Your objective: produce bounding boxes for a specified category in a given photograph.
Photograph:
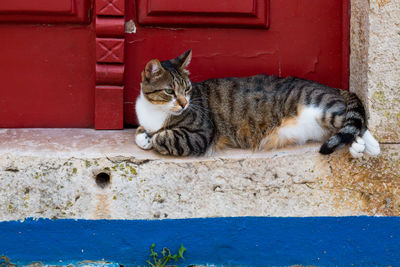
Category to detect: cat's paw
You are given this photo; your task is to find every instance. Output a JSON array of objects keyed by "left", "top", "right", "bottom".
[
  {"left": 349, "top": 136, "right": 365, "bottom": 158},
  {"left": 135, "top": 129, "right": 152, "bottom": 150},
  {"left": 362, "top": 130, "right": 380, "bottom": 156}
]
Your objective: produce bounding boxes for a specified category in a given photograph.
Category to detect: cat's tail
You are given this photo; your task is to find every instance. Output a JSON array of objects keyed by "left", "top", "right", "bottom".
[{"left": 319, "top": 91, "right": 367, "bottom": 154}]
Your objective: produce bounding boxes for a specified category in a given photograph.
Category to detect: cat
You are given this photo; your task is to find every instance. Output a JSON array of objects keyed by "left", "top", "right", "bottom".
[{"left": 135, "top": 50, "right": 380, "bottom": 158}]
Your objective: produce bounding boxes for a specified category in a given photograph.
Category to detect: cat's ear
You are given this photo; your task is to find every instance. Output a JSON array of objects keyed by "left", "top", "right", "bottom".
[
  {"left": 172, "top": 49, "right": 192, "bottom": 74},
  {"left": 143, "top": 59, "right": 163, "bottom": 81}
]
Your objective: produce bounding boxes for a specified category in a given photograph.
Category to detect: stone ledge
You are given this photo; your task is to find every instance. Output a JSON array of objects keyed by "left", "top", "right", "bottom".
[{"left": 0, "top": 129, "right": 399, "bottom": 221}]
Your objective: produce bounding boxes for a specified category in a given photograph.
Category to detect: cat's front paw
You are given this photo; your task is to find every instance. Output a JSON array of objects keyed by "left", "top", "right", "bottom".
[
  {"left": 349, "top": 136, "right": 365, "bottom": 158},
  {"left": 135, "top": 127, "right": 152, "bottom": 150}
]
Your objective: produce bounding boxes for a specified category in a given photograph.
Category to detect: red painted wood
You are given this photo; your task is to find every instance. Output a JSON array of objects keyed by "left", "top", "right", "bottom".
[
  {"left": 125, "top": 0, "right": 350, "bottom": 125},
  {"left": 96, "top": 17, "right": 125, "bottom": 37},
  {"left": 137, "top": 0, "right": 268, "bottom": 28},
  {"left": 95, "top": 86, "right": 124, "bottom": 129},
  {"left": 0, "top": 0, "right": 72, "bottom": 14},
  {"left": 96, "top": 64, "right": 124, "bottom": 84},
  {"left": 96, "top": 38, "right": 125, "bottom": 63},
  {"left": 0, "top": 24, "right": 95, "bottom": 128},
  {"left": 0, "top": 0, "right": 90, "bottom": 23},
  {"left": 96, "top": 0, "right": 125, "bottom": 16},
  {"left": 341, "top": 0, "right": 351, "bottom": 90},
  {"left": 148, "top": 0, "right": 256, "bottom": 15},
  {"left": 94, "top": 0, "right": 125, "bottom": 129}
]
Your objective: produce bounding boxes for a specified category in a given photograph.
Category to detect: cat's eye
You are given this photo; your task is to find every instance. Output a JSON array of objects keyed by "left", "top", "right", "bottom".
[{"left": 165, "top": 89, "right": 174, "bottom": 95}]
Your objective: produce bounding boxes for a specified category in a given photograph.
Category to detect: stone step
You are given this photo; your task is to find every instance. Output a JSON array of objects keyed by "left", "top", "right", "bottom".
[{"left": 0, "top": 128, "right": 399, "bottom": 221}]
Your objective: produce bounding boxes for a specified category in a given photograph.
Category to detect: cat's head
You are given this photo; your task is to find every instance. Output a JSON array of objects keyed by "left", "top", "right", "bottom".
[{"left": 140, "top": 49, "right": 192, "bottom": 115}]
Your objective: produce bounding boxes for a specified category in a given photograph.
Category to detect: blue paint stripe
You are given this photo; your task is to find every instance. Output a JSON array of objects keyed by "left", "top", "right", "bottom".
[{"left": 0, "top": 217, "right": 399, "bottom": 266}]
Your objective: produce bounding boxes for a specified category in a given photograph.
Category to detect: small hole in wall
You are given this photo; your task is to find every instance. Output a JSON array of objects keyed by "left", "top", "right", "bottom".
[{"left": 95, "top": 172, "right": 111, "bottom": 188}]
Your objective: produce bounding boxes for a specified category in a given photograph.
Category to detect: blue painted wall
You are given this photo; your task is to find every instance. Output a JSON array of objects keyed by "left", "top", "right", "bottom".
[{"left": 0, "top": 217, "right": 399, "bottom": 266}]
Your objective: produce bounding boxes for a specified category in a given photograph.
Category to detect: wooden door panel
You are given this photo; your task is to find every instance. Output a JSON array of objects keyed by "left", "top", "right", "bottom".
[
  {"left": 125, "top": 0, "right": 349, "bottom": 126},
  {"left": 96, "top": 0, "right": 125, "bottom": 16},
  {"left": 0, "top": 0, "right": 128, "bottom": 129},
  {"left": 0, "top": 0, "right": 90, "bottom": 23},
  {"left": 0, "top": 0, "right": 95, "bottom": 128},
  {"left": 0, "top": 25, "right": 95, "bottom": 128},
  {"left": 137, "top": 0, "right": 269, "bottom": 28},
  {"left": 148, "top": 0, "right": 256, "bottom": 15},
  {"left": 0, "top": 0, "right": 72, "bottom": 14}
]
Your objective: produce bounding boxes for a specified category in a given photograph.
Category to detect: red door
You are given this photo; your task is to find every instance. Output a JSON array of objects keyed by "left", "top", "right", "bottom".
[
  {"left": 0, "top": 0, "right": 95, "bottom": 128},
  {"left": 125, "top": 0, "right": 349, "bottom": 126},
  {"left": 0, "top": 0, "right": 349, "bottom": 128}
]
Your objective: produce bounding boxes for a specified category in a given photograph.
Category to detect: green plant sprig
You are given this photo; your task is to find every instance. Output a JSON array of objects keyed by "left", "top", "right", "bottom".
[{"left": 146, "top": 243, "right": 186, "bottom": 267}]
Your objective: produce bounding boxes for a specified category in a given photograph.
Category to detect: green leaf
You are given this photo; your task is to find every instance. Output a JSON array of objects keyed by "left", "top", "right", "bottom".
[
  {"left": 178, "top": 245, "right": 187, "bottom": 259},
  {"left": 150, "top": 243, "right": 157, "bottom": 257}
]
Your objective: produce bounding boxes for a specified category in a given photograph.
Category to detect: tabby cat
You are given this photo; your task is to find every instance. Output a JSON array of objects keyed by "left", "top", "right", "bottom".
[{"left": 135, "top": 50, "right": 380, "bottom": 158}]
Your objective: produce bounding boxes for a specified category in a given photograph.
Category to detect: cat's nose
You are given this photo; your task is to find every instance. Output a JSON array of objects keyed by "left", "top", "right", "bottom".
[{"left": 177, "top": 97, "right": 188, "bottom": 108}]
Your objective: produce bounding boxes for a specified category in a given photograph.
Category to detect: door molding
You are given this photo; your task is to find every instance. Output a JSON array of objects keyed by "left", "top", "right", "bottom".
[
  {"left": 0, "top": 0, "right": 91, "bottom": 23},
  {"left": 95, "top": 0, "right": 125, "bottom": 129},
  {"left": 137, "top": 0, "right": 269, "bottom": 28}
]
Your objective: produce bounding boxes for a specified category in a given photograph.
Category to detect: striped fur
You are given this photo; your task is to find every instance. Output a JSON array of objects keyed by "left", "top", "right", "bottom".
[
  {"left": 319, "top": 90, "right": 367, "bottom": 154},
  {"left": 135, "top": 50, "right": 377, "bottom": 157},
  {"left": 136, "top": 50, "right": 214, "bottom": 156}
]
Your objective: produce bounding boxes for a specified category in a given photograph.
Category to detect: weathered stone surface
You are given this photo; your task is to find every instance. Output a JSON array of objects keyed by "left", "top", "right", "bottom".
[
  {"left": 350, "top": 0, "right": 400, "bottom": 142},
  {"left": 350, "top": 0, "right": 370, "bottom": 109},
  {"left": 0, "top": 129, "right": 399, "bottom": 221}
]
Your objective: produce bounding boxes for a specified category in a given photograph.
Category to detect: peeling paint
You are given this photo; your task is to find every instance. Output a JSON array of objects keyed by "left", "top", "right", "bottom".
[
  {"left": 127, "top": 38, "right": 144, "bottom": 44},
  {"left": 304, "top": 55, "right": 320, "bottom": 75},
  {"left": 124, "top": 19, "right": 136, "bottom": 34}
]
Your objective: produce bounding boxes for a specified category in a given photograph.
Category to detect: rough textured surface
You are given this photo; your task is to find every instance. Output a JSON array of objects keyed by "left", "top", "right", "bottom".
[
  {"left": 350, "top": 0, "right": 400, "bottom": 142},
  {"left": 0, "top": 129, "right": 399, "bottom": 221},
  {"left": 350, "top": 0, "right": 370, "bottom": 108}
]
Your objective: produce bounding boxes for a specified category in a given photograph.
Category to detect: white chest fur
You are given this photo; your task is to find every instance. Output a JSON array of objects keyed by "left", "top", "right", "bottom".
[{"left": 135, "top": 93, "right": 169, "bottom": 133}]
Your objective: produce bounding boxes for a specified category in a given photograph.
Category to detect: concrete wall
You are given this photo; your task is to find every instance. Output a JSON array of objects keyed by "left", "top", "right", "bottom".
[{"left": 350, "top": 0, "right": 400, "bottom": 142}]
